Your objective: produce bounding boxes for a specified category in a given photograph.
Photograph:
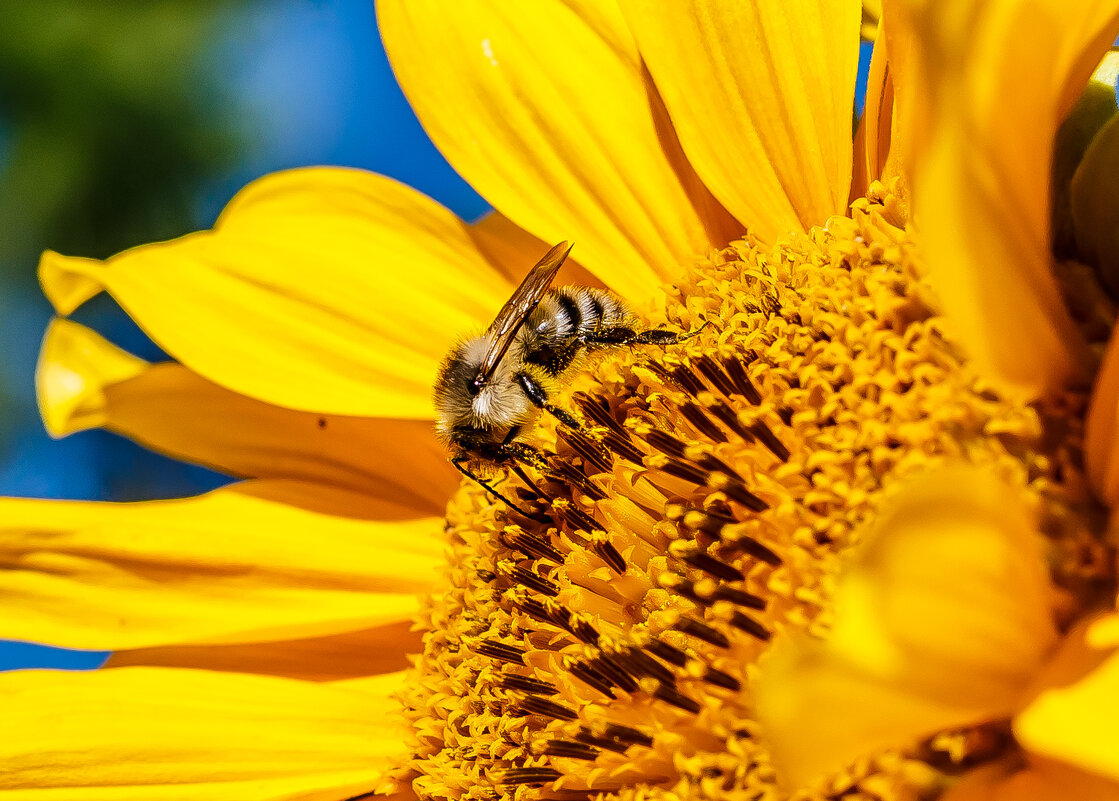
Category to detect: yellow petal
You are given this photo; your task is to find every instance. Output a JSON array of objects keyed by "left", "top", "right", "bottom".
[
  {"left": 1015, "top": 637, "right": 1119, "bottom": 782},
  {"left": 0, "top": 480, "right": 443, "bottom": 650},
  {"left": 38, "top": 318, "right": 457, "bottom": 515},
  {"left": 856, "top": 6, "right": 919, "bottom": 194},
  {"left": 620, "top": 0, "right": 860, "bottom": 240},
  {"left": 468, "top": 210, "right": 604, "bottom": 289},
  {"left": 0, "top": 666, "right": 405, "bottom": 800},
  {"left": 944, "top": 757, "right": 1119, "bottom": 801},
  {"left": 896, "top": 0, "right": 1119, "bottom": 399},
  {"left": 39, "top": 167, "right": 513, "bottom": 418},
  {"left": 379, "top": 0, "right": 716, "bottom": 301},
  {"left": 755, "top": 466, "right": 1058, "bottom": 787},
  {"left": 106, "top": 622, "right": 420, "bottom": 682}
]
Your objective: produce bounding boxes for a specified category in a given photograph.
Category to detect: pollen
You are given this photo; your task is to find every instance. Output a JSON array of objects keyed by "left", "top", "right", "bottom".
[{"left": 398, "top": 181, "right": 1104, "bottom": 801}]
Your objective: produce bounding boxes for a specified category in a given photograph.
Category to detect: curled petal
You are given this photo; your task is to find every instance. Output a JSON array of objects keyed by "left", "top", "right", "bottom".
[
  {"left": 38, "top": 319, "right": 457, "bottom": 515},
  {"left": 895, "top": 0, "right": 1119, "bottom": 398},
  {"left": 1014, "top": 618, "right": 1119, "bottom": 783},
  {"left": 756, "top": 466, "right": 1058, "bottom": 787},
  {"left": 40, "top": 167, "right": 513, "bottom": 418}
]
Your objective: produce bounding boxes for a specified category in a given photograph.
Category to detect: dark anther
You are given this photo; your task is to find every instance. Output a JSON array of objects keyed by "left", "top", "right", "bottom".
[
  {"left": 498, "top": 767, "right": 562, "bottom": 786},
  {"left": 569, "top": 615, "right": 601, "bottom": 647},
  {"left": 515, "top": 695, "right": 579, "bottom": 721},
  {"left": 603, "top": 723, "right": 655, "bottom": 748},
  {"left": 691, "top": 451, "right": 742, "bottom": 482},
  {"left": 683, "top": 551, "right": 745, "bottom": 582},
  {"left": 653, "top": 683, "right": 702, "bottom": 714},
  {"left": 703, "top": 400, "right": 755, "bottom": 441},
  {"left": 720, "top": 480, "right": 770, "bottom": 513},
  {"left": 748, "top": 420, "right": 790, "bottom": 462},
  {"left": 679, "top": 402, "right": 728, "bottom": 444},
  {"left": 567, "top": 660, "right": 617, "bottom": 698},
  {"left": 642, "top": 428, "right": 689, "bottom": 458},
  {"left": 720, "top": 356, "right": 762, "bottom": 404},
  {"left": 729, "top": 610, "right": 772, "bottom": 641},
  {"left": 513, "top": 596, "right": 567, "bottom": 633},
  {"left": 670, "top": 365, "right": 707, "bottom": 396},
  {"left": 602, "top": 432, "right": 647, "bottom": 465},
  {"left": 545, "top": 458, "right": 607, "bottom": 501},
  {"left": 645, "top": 639, "right": 689, "bottom": 667},
  {"left": 679, "top": 507, "right": 736, "bottom": 535},
  {"left": 657, "top": 457, "right": 710, "bottom": 485},
  {"left": 576, "top": 395, "right": 645, "bottom": 464},
  {"left": 693, "top": 354, "right": 739, "bottom": 397},
  {"left": 592, "top": 538, "right": 627, "bottom": 575},
  {"left": 476, "top": 568, "right": 497, "bottom": 583},
  {"left": 541, "top": 740, "right": 601, "bottom": 761},
  {"left": 711, "top": 585, "right": 766, "bottom": 610},
  {"left": 554, "top": 500, "right": 601, "bottom": 535},
  {"left": 560, "top": 429, "right": 613, "bottom": 473},
  {"left": 502, "top": 528, "right": 564, "bottom": 563},
  {"left": 475, "top": 640, "right": 527, "bottom": 665},
  {"left": 506, "top": 564, "right": 560, "bottom": 597},
  {"left": 499, "top": 673, "right": 559, "bottom": 696},
  {"left": 573, "top": 393, "right": 620, "bottom": 433},
  {"left": 619, "top": 647, "right": 675, "bottom": 685},
  {"left": 574, "top": 729, "right": 630, "bottom": 754},
  {"left": 701, "top": 666, "right": 742, "bottom": 691},
  {"left": 660, "top": 574, "right": 707, "bottom": 605},
  {"left": 674, "top": 616, "right": 731, "bottom": 648},
  {"left": 589, "top": 654, "right": 640, "bottom": 693},
  {"left": 722, "top": 534, "right": 782, "bottom": 567}
]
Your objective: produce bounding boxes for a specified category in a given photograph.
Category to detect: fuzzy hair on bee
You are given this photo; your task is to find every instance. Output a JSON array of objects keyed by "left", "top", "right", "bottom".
[{"left": 433, "top": 241, "right": 701, "bottom": 513}]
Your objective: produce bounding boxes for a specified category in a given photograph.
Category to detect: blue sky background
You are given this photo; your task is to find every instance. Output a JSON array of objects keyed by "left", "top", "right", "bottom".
[{"left": 0, "top": 1, "right": 873, "bottom": 671}]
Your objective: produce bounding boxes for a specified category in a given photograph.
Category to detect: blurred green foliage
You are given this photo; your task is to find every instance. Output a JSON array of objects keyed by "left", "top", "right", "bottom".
[
  {"left": 0, "top": 0, "right": 245, "bottom": 274},
  {"left": 0, "top": 0, "right": 248, "bottom": 451}
]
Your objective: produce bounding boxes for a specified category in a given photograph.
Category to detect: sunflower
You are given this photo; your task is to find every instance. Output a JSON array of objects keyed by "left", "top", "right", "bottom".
[{"left": 4, "top": 1, "right": 1119, "bottom": 801}]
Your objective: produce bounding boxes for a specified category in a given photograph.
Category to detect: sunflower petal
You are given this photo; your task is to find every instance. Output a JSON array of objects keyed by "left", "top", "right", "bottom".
[
  {"left": 620, "top": 0, "right": 860, "bottom": 241},
  {"left": 1015, "top": 629, "right": 1119, "bottom": 782},
  {"left": 0, "top": 666, "right": 405, "bottom": 800},
  {"left": 755, "top": 466, "right": 1058, "bottom": 787},
  {"left": 106, "top": 622, "right": 420, "bottom": 682},
  {"left": 0, "top": 480, "right": 443, "bottom": 650},
  {"left": 468, "top": 210, "right": 604, "bottom": 289},
  {"left": 895, "top": 0, "right": 1119, "bottom": 398},
  {"left": 943, "top": 757, "right": 1119, "bottom": 801},
  {"left": 379, "top": 0, "right": 716, "bottom": 300},
  {"left": 38, "top": 319, "right": 457, "bottom": 515},
  {"left": 39, "top": 167, "right": 512, "bottom": 418}
]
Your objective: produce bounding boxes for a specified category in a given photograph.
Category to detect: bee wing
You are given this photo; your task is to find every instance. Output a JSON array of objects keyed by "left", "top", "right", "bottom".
[{"left": 475, "top": 240, "right": 573, "bottom": 385}]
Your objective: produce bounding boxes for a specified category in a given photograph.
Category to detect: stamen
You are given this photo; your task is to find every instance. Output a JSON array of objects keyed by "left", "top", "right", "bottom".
[
  {"left": 673, "top": 616, "right": 730, "bottom": 648},
  {"left": 406, "top": 185, "right": 1085, "bottom": 801},
  {"left": 499, "top": 674, "right": 560, "bottom": 696},
  {"left": 514, "top": 695, "right": 579, "bottom": 721}
]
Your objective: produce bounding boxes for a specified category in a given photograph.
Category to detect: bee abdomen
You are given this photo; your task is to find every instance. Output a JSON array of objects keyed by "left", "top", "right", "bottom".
[{"left": 557, "top": 287, "right": 633, "bottom": 340}]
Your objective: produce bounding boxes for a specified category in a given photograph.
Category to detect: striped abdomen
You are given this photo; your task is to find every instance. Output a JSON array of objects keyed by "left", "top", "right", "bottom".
[{"left": 516, "top": 286, "right": 637, "bottom": 377}]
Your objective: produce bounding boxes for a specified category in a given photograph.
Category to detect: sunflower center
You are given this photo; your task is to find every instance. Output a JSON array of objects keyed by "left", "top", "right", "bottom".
[{"left": 400, "top": 181, "right": 1100, "bottom": 800}]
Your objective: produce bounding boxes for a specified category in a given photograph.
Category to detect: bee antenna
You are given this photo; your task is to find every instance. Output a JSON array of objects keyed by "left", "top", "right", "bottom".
[{"left": 451, "top": 458, "right": 550, "bottom": 523}]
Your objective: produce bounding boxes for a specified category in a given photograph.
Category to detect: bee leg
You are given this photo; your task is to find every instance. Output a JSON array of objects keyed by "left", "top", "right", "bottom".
[
  {"left": 514, "top": 371, "right": 583, "bottom": 431},
  {"left": 590, "top": 319, "right": 712, "bottom": 347},
  {"left": 451, "top": 457, "right": 548, "bottom": 522}
]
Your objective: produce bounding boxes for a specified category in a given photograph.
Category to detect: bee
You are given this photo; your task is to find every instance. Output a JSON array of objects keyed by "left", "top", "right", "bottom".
[{"left": 433, "top": 241, "right": 701, "bottom": 514}]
